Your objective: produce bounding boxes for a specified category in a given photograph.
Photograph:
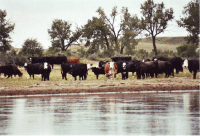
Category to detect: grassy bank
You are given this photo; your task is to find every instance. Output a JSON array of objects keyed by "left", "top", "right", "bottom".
[{"left": 0, "top": 62, "right": 198, "bottom": 87}]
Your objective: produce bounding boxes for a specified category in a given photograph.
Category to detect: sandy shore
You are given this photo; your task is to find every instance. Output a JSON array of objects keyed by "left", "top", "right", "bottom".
[{"left": 0, "top": 77, "right": 199, "bottom": 96}]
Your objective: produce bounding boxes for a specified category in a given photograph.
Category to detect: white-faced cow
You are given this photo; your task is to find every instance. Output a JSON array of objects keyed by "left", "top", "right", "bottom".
[
  {"left": 183, "top": 59, "right": 199, "bottom": 79},
  {"left": 104, "top": 62, "right": 118, "bottom": 79},
  {"left": 24, "top": 62, "right": 51, "bottom": 81}
]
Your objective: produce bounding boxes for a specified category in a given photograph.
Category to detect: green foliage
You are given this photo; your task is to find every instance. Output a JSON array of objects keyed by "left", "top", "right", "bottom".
[
  {"left": 82, "top": 6, "right": 140, "bottom": 55},
  {"left": 0, "top": 52, "right": 27, "bottom": 66},
  {"left": 135, "top": 49, "right": 149, "bottom": 59},
  {"left": 19, "top": 38, "right": 43, "bottom": 57},
  {"left": 177, "top": 0, "right": 199, "bottom": 46},
  {"left": 0, "top": 10, "right": 15, "bottom": 52},
  {"left": 140, "top": 0, "right": 174, "bottom": 55},
  {"left": 77, "top": 47, "right": 86, "bottom": 58},
  {"left": 176, "top": 43, "right": 198, "bottom": 58},
  {"left": 48, "top": 19, "right": 82, "bottom": 51}
]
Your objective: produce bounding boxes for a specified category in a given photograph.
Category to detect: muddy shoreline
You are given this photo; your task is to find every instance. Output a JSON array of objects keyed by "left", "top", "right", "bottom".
[{"left": 0, "top": 77, "right": 199, "bottom": 96}]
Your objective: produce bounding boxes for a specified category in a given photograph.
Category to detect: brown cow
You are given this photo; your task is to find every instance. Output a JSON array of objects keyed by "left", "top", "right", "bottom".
[
  {"left": 104, "top": 62, "right": 118, "bottom": 79},
  {"left": 67, "top": 58, "right": 80, "bottom": 63}
]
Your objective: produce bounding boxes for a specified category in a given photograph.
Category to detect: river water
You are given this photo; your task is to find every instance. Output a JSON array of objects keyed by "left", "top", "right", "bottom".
[{"left": 0, "top": 91, "right": 199, "bottom": 135}]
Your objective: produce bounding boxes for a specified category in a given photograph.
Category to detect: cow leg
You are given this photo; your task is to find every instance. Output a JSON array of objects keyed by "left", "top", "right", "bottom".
[
  {"left": 52, "top": 64, "right": 54, "bottom": 69},
  {"left": 32, "top": 74, "right": 34, "bottom": 79},
  {"left": 126, "top": 72, "right": 128, "bottom": 79},
  {"left": 193, "top": 71, "right": 197, "bottom": 79},
  {"left": 96, "top": 74, "right": 98, "bottom": 79}
]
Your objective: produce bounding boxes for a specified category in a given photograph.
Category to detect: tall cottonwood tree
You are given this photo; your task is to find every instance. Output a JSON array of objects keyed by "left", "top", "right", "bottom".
[
  {"left": 0, "top": 10, "right": 15, "bottom": 52},
  {"left": 140, "top": 0, "right": 174, "bottom": 56},
  {"left": 48, "top": 19, "right": 82, "bottom": 51},
  {"left": 82, "top": 6, "right": 140, "bottom": 55},
  {"left": 177, "top": 0, "right": 199, "bottom": 47}
]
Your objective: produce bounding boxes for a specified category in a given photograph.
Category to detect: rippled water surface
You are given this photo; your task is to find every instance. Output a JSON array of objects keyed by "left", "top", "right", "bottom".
[{"left": 0, "top": 91, "right": 199, "bottom": 135}]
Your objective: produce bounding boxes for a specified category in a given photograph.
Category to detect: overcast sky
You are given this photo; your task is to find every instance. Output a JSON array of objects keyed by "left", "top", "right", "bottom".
[{"left": 1, "top": 0, "right": 191, "bottom": 49}]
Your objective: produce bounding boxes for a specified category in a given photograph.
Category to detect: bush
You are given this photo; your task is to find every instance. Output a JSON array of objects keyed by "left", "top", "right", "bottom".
[{"left": 176, "top": 43, "right": 198, "bottom": 59}]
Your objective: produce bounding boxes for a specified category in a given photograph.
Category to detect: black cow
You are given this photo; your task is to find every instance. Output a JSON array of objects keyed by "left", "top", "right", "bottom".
[
  {"left": 155, "top": 57, "right": 183, "bottom": 76},
  {"left": 61, "top": 63, "right": 88, "bottom": 80},
  {"left": 29, "top": 57, "right": 45, "bottom": 63},
  {"left": 24, "top": 62, "right": 51, "bottom": 81},
  {"left": 91, "top": 67, "right": 105, "bottom": 79},
  {"left": 134, "top": 60, "right": 158, "bottom": 79},
  {"left": 69, "top": 63, "right": 88, "bottom": 80},
  {"left": 45, "top": 56, "right": 67, "bottom": 69},
  {"left": 157, "top": 61, "right": 173, "bottom": 78},
  {"left": 61, "top": 63, "right": 71, "bottom": 80},
  {"left": 183, "top": 59, "right": 199, "bottom": 79},
  {"left": 29, "top": 56, "right": 67, "bottom": 69},
  {"left": 115, "top": 61, "right": 129, "bottom": 80},
  {"left": 0, "top": 65, "right": 23, "bottom": 78},
  {"left": 111, "top": 56, "right": 132, "bottom": 62}
]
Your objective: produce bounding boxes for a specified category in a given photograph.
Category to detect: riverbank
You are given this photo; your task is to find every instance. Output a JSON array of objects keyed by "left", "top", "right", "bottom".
[{"left": 0, "top": 77, "right": 199, "bottom": 96}]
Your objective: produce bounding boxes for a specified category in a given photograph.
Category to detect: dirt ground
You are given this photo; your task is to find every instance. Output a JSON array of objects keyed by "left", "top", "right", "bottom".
[{"left": 0, "top": 77, "right": 199, "bottom": 96}]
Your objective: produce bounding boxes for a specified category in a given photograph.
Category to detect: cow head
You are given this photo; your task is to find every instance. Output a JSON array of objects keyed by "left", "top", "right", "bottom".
[
  {"left": 122, "top": 62, "right": 127, "bottom": 70},
  {"left": 44, "top": 62, "right": 48, "bottom": 69},
  {"left": 183, "top": 59, "right": 188, "bottom": 69},
  {"left": 24, "top": 63, "right": 28, "bottom": 70},
  {"left": 87, "top": 64, "right": 93, "bottom": 70},
  {"left": 29, "top": 58, "right": 32, "bottom": 63}
]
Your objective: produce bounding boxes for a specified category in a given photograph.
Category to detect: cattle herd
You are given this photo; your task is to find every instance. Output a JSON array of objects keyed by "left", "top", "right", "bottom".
[{"left": 0, "top": 56, "right": 199, "bottom": 81}]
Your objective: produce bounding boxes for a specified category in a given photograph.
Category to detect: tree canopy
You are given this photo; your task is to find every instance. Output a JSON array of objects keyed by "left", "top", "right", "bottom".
[
  {"left": 0, "top": 10, "right": 15, "bottom": 52},
  {"left": 48, "top": 19, "right": 82, "bottom": 51},
  {"left": 140, "top": 0, "right": 174, "bottom": 56},
  {"left": 177, "top": 0, "right": 199, "bottom": 46},
  {"left": 19, "top": 38, "right": 43, "bottom": 57},
  {"left": 82, "top": 6, "right": 140, "bottom": 55}
]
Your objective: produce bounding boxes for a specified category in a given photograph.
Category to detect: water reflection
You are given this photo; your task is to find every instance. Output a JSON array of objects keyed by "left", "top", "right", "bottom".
[{"left": 0, "top": 92, "right": 199, "bottom": 135}]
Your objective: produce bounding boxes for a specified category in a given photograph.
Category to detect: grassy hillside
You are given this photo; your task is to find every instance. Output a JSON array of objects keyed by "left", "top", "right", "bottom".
[
  {"left": 135, "top": 37, "right": 186, "bottom": 52},
  {"left": 14, "top": 37, "right": 186, "bottom": 54}
]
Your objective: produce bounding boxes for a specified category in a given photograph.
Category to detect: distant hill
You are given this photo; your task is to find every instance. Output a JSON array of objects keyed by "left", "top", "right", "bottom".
[
  {"left": 12, "top": 37, "right": 187, "bottom": 54},
  {"left": 139, "top": 37, "right": 186, "bottom": 45},
  {"left": 136, "top": 37, "right": 187, "bottom": 52}
]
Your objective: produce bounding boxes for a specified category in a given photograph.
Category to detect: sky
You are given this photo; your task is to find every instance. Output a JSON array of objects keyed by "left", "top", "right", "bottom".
[{"left": 1, "top": 0, "right": 192, "bottom": 49}]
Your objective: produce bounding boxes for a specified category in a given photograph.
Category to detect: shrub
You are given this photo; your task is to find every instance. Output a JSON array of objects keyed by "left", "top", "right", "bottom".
[{"left": 176, "top": 43, "right": 198, "bottom": 59}]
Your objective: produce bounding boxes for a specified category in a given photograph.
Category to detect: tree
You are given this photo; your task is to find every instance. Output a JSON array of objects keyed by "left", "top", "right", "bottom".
[
  {"left": 82, "top": 17, "right": 110, "bottom": 51},
  {"left": 20, "top": 38, "right": 43, "bottom": 57},
  {"left": 48, "top": 19, "right": 82, "bottom": 51},
  {"left": 177, "top": 0, "right": 199, "bottom": 47},
  {"left": 140, "top": 0, "right": 174, "bottom": 56},
  {"left": 0, "top": 10, "right": 15, "bottom": 52},
  {"left": 82, "top": 6, "right": 140, "bottom": 55}
]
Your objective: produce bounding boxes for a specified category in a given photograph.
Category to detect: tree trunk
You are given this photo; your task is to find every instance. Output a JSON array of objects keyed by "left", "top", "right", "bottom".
[
  {"left": 152, "top": 36, "right": 158, "bottom": 56},
  {"left": 120, "top": 46, "right": 124, "bottom": 54},
  {"left": 61, "top": 39, "right": 65, "bottom": 51},
  {"left": 105, "top": 36, "right": 109, "bottom": 49}
]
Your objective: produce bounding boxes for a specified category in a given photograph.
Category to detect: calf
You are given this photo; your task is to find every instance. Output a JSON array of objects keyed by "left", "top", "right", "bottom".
[
  {"left": 24, "top": 62, "right": 51, "bottom": 81},
  {"left": 0, "top": 65, "right": 23, "bottom": 78},
  {"left": 91, "top": 67, "right": 105, "bottom": 79}
]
